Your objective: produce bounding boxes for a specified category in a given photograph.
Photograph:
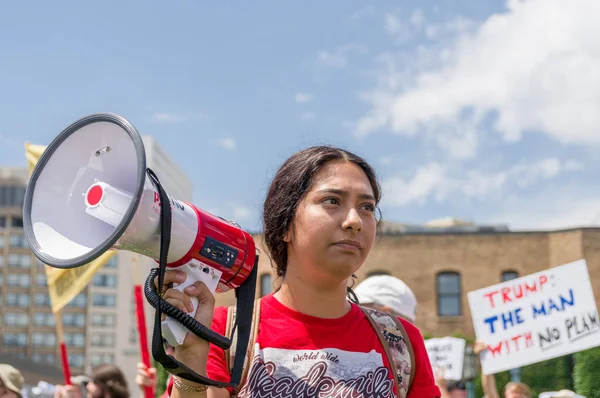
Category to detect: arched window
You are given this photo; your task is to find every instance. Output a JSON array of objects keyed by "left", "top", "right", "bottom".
[
  {"left": 436, "top": 271, "right": 462, "bottom": 316},
  {"left": 260, "top": 274, "right": 273, "bottom": 297},
  {"left": 502, "top": 270, "right": 519, "bottom": 282}
]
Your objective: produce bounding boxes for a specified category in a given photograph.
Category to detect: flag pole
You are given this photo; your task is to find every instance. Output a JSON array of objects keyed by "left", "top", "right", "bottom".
[
  {"left": 132, "top": 254, "right": 155, "bottom": 398},
  {"left": 55, "top": 310, "right": 72, "bottom": 385}
]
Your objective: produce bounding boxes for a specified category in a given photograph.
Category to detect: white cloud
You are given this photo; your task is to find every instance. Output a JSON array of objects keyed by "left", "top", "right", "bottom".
[
  {"left": 382, "top": 157, "right": 581, "bottom": 207},
  {"left": 317, "top": 43, "right": 368, "bottom": 69},
  {"left": 153, "top": 112, "right": 204, "bottom": 123},
  {"left": 356, "top": 0, "right": 600, "bottom": 156},
  {"left": 484, "top": 192, "right": 600, "bottom": 230},
  {"left": 295, "top": 93, "right": 312, "bottom": 103},
  {"left": 216, "top": 138, "right": 236, "bottom": 150},
  {"left": 383, "top": 163, "right": 446, "bottom": 206}
]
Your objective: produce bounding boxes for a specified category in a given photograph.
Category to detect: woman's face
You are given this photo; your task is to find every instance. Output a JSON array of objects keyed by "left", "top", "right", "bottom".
[
  {"left": 285, "top": 160, "right": 377, "bottom": 284},
  {"left": 85, "top": 382, "right": 104, "bottom": 398}
]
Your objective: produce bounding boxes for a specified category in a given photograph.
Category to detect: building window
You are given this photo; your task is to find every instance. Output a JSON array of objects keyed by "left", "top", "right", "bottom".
[
  {"left": 7, "top": 274, "right": 31, "bottom": 288},
  {"left": 260, "top": 274, "right": 272, "bottom": 297},
  {"left": 437, "top": 271, "right": 462, "bottom": 316},
  {"left": 3, "top": 333, "right": 28, "bottom": 346},
  {"left": 6, "top": 293, "right": 30, "bottom": 307},
  {"left": 69, "top": 354, "right": 85, "bottom": 368},
  {"left": 34, "top": 293, "right": 51, "bottom": 307},
  {"left": 0, "top": 186, "right": 26, "bottom": 208},
  {"left": 0, "top": 235, "right": 4, "bottom": 248},
  {"left": 9, "top": 234, "right": 28, "bottom": 248},
  {"left": 502, "top": 271, "right": 519, "bottom": 282},
  {"left": 66, "top": 293, "right": 87, "bottom": 308},
  {"left": 64, "top": 333, "right": 85, "bottom": 347},
  {"left": 11, "top": 216, "right": 24, "bottom": 228},
  {"left": 34, "top": 312, "right": 56, "bottom": 327},
  {"left": 90, "top": 353, "right": 114, "bottom": 366},
  {"left": 104, "top": 257, "right": 118, "bottom": 268},
  {"left": 91, "top": 334, "right": 115, "bottom": 347},
  {"left": 93, "top": 274, "right": 117, "bottom": 288},
  {"left": 7, "top": 254, "right": 31, "bottom": 268},
  {"left": 93, "top": 294, "right": 116, "bottom": 307},
  {"left": 32, "top": 332, "right": 57, "bottom": 347},
  {"left": 32, "top": 352, "right": 56, "bottom": 365},
  {"left": 91, "top": 313, "right": 115, "bottom": 327},
  {"left": 0, "top": 216, "right": 6, "bottom": 228},
  {"left": 36, "top": 273, "right": 48, "bottom": 287},
  {"left": 63, "top": 313, "right": 86, "bottom": 327},
  {"left": 4, "top": 313, "right": 29, "bottom": 327}
]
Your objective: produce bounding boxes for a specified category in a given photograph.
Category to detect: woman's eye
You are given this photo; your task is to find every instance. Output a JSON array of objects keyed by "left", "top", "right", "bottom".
[
  {"left": 361, "top": 203, "right": 376, "bottom": 212},
  {"left": 322, "top": 197, "right": 339, "bottom": 205}
]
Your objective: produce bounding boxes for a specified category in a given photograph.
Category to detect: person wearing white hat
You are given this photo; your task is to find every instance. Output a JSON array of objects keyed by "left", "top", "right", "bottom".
[
  {"left": 354, "top": 274, "right": 417, "bottom": 323},
  {"left": 0, "top": 364, "right": 24, "bottom": 398}
]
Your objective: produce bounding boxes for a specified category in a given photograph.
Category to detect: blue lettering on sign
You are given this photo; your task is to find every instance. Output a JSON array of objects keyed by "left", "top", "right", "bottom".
[{"left": 532, "top": 289, "right": 575, "bottom": 319}]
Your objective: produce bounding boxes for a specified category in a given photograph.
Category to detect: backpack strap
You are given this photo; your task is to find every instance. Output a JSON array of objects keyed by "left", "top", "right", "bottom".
[
  {"left": 225, "top": 298, "right": 262, "bottom": 396},
  {"left": 359, "top": 306, "right": 415, "bottom": 398},
  {"left": 387, "top": 314, "right": 416, "bottom": 387}
]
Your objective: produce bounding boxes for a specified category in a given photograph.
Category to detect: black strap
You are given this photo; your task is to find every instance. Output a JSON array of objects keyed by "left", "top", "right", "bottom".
[{"left": 145, "top": 167, "right": 257, "bottom": 388}]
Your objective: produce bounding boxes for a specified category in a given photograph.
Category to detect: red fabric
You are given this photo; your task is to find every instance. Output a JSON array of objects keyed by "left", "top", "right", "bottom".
[{"left": 167, "top": 294, "right": 440, "bottom": 397}]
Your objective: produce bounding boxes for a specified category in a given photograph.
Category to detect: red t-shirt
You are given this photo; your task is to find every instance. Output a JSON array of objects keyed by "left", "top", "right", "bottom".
[{"left": 168, "top": 294, "right": 440, "bottom": 397}]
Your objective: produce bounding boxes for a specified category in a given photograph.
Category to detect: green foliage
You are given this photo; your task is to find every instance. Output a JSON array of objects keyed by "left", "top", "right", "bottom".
[
  {"left": 154, "top": 358, "right": 169, "bottom": 398},
  {"left": 574, "top": 346, "right": 600, "bottom": 398},
  {"left": 471, "top": 354, "right": 581, "bottom": 397}
]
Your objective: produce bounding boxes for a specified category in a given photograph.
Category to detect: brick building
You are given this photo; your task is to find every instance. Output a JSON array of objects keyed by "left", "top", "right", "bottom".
[{"left": 215, "top": 226, "right": 600, "bottom": 338}]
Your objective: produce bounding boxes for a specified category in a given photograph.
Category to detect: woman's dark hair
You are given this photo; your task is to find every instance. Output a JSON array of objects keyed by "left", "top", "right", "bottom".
[
  {"left": 263, "top": 145, "right": 382, "bottom": 280},
  {"left": 90, "top": 364, "right": 130, "bottom": 398}
]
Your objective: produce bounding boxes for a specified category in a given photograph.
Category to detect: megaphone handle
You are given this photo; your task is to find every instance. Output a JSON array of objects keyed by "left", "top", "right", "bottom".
[{"left": 161, "top": 262, "right": 221, "bottom": 347}]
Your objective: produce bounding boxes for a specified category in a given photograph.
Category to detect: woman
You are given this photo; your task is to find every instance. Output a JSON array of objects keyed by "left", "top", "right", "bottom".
[
  {"left": 158, "top": 146, "right": 441, "bottom": 397},
  {"left": 86, "top": 365, "right": 130, "bottom": 398}
]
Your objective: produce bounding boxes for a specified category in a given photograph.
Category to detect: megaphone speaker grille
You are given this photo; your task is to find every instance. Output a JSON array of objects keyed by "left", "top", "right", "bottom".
[{"left": 23, "top": 113, "right": 147, "bottom": 269}]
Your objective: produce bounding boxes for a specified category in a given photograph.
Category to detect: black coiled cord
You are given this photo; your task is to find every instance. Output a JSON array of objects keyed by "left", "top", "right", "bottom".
[{"left": 144, "top": 268, "right": 232, "bottom": 350}]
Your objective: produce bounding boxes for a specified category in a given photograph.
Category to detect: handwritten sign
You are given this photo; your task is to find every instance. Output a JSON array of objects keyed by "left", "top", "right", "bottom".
[
  {"left": 468, "top": 259, "right": 600, "bottom": 375},
  {"left": 425, "top": 337, "right": 466, "bottom": 381}
]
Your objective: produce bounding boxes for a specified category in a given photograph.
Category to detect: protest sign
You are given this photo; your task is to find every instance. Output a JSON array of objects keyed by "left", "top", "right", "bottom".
[
  {"left": 425, "top": 337, "right": 466, "bottom": 381},
  {"left": 468, "top": 259, "right": 600, "bottom": 375}
]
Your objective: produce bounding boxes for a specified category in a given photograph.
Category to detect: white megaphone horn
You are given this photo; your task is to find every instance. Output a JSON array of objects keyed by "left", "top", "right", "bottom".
[{"left": 23, "top": 113, "right": 258, "bottom": 388}]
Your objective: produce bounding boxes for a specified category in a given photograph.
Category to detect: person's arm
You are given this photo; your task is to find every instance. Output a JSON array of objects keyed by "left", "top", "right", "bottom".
[
  {"left": 474, "top": 341, "right": 500, "bottom": 398},
  {"left": 434, "top": 371, "right": 451, "bottom": 398},
  {"left": 154, "top": 270, "right": 230, "bottom": 398}
]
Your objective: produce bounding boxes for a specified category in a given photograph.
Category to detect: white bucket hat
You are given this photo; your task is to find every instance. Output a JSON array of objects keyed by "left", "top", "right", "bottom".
[{"left": 354, "top": 275, "right": 417, "bottom": 322}]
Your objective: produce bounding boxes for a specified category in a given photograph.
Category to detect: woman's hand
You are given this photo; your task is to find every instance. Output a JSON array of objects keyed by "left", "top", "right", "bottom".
[
  {"left": 136, "top": 362, "right": 157, "bottom": 390},
  {"left": 154, "top": 269, "right": 216, "bottom": 372}
]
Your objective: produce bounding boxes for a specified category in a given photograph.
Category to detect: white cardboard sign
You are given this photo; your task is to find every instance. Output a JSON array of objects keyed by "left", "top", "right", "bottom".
[{"left": 468, "top": 259, "right": 600, "bottom": 375}]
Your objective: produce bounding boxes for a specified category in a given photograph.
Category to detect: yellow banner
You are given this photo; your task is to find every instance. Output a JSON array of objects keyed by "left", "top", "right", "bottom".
[{"left": 25, "top": 142, "right": 116, "bottom": 313}]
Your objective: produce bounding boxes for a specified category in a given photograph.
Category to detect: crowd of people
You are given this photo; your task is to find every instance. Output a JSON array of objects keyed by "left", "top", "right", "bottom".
[{"left": 1, "top": 145, "right": 589, "bottom": 398}]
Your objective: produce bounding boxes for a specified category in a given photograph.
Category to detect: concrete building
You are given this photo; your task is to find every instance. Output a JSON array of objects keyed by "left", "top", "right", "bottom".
[
  {"left": 0, "top": 135, "right": 193, "bottom": 392},
  {"left": 215, "top": 224, "right": 600, "bottom": 339}
]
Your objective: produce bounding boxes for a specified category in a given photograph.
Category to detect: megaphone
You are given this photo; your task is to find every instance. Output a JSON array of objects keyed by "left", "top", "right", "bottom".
[{"left": 22, "top": 113, "right": 258, "bottom": 388}]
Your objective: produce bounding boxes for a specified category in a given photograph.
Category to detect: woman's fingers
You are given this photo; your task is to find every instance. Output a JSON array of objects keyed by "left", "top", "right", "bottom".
[{"left": 153, "top": 270, "right": 187, "bottom": 293}]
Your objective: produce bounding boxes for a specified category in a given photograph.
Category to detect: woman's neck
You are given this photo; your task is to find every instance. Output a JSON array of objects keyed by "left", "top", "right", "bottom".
[{"left": 273, "top": 271, "right": 351, "bottom": 319}]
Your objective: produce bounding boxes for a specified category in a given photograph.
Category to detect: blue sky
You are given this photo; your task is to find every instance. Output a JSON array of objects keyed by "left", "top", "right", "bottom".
[{"left": 2, "top": 0, "right": 599, "bottom": 233}]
